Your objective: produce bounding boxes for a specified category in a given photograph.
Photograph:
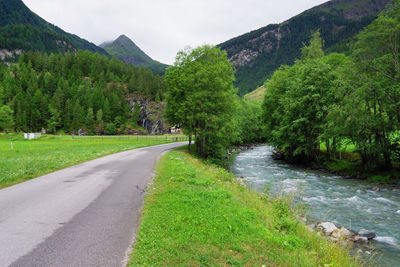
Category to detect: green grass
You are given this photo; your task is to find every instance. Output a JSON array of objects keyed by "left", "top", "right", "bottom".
[
  {"left": 244, "top": 86, "right": 266, "bottom": 100},
  {"left": 129, "top": 148, "right": 360, "bottom": 266},
  {"left": 0, "top": 134, "right": 185, "bottom": 189}
]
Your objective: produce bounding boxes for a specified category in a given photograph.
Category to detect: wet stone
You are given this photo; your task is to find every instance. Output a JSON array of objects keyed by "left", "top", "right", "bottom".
[{"left": 359, "top": 230, "right": 376, "bottom": 239}]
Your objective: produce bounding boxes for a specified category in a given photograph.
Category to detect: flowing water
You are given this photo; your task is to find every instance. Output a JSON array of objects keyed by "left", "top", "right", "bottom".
[{"left": 231, "top": 146, "right": 400, "bottom": 266}]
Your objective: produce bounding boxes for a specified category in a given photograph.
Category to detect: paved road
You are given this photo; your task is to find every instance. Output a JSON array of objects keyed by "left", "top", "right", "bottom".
[{"left": 0, "top": 142, "right": 186, "bottom": 267}]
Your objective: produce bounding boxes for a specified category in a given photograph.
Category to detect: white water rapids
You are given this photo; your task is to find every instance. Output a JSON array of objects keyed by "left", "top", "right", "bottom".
[{"left": 232, "top": 146, "right": 400, "bottom": 266}]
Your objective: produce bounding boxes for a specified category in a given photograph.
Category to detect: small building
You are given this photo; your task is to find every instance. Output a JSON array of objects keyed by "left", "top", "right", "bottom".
[
  {"left": 170, "top": 126, "right": 182, "bottom": 134},
  {"left": 24, "top": 133, "right": 41, "bottom": 140}
]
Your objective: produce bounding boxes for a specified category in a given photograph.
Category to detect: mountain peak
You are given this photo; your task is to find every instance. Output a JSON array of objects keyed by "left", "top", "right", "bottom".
[
  {"left": 112, "top": 34, "right": 143, "bottom": 54},
  {"left": 116, "top": 34, "right": 130, "bottom": 41},
  {"left": 101, "top": 34, "right": 168, "bottom": 74}
]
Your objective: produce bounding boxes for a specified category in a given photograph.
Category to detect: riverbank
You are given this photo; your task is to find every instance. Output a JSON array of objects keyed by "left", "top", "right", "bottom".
[
  {"left": 270, "top": 147, "right": 400, "bottom": 187},
  {"left": 319, "top": 153, "right": 400, "bottom": 186},
  {"left": 128, "top": 147, "right": 360, "bottom": 266}
]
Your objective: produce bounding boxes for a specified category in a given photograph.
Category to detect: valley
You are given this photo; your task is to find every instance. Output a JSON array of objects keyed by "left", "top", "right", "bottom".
[{"left": 0, "top": 0, "right": 399, "bottom": 266}]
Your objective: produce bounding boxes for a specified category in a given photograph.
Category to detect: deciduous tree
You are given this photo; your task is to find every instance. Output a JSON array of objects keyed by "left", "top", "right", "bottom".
[{"left": 165, "top": 45, "right": 236, "bottom": 158}]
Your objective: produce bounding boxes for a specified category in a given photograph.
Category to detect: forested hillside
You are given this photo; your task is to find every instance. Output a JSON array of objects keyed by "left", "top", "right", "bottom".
[
  {"left": 219, "top": 0, "right": 391, "bottom": 95},
  {"left": 101, "top": 35, "right": 168, "bottom": 74},
  {"left": 0, "top": 51, "right": 166, "bottom": 134},
  {"left": 0, "top": 0, "right": 107, "bottom": 61}
]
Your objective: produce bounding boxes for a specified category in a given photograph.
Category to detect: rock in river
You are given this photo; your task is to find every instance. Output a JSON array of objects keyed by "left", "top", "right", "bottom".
[{"left": 359, "top": 229, "right": 376, "bottom": 239}]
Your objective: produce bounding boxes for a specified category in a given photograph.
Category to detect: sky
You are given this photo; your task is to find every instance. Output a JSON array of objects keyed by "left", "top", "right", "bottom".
[{"left": 22, "top": 0, "right": 327, "bottom": 64}]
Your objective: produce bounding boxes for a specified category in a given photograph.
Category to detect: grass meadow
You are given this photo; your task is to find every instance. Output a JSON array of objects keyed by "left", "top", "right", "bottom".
[
  {"left": 129, "top": 148, "right": 360, "bottom": 266},
  {"left": 0, "top": 134, "right": 185, "bottom": 189}
]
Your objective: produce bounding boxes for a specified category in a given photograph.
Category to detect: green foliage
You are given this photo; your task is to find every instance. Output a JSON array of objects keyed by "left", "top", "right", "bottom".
[
  {"left": 0, "top": 50, "right": 166, "bottom": 134},
  {"left": 348, "top": 0, "right": 400, "bottom": 168},
  {"left": 0, "top": 105, "right": 14, "bottom": 132},
  {"left": 263, "top": 33, "right": 349, "bottom": 161},
  {"left": 300, "top": 31, "right": 324, "bottom": 61},
  {"left": 165, "top": 45, "right": 237, "bottom": 159},
  {"left": 233, "top": 99, "right": 265, "bottom": 145},
  {"left": 129, "top": 149, "right": 359, "bottom": 266},
  {"left": 106, "top": 123, "right": 116, "bottom": 135}
]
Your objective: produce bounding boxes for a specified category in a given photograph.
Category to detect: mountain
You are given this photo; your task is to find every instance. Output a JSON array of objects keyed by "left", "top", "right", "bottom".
[
  {"left": 0, "top": 0, "right": 107, "bottom": 61},
  {"left": 219, "top": 0, "right": 391, "bottom": 95},
  {"left": 100, "top": 35, "right": 168, "bottom": 74}
]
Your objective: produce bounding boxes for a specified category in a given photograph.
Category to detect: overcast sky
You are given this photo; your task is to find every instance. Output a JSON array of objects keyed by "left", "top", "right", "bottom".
[{"left": 22, "top": 0, "right": 327, "bottom": 64}]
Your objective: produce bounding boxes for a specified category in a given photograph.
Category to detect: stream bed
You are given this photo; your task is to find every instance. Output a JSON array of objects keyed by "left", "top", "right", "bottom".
[{"left": 231, "top": 146, "right": 400, "bottom": 266}]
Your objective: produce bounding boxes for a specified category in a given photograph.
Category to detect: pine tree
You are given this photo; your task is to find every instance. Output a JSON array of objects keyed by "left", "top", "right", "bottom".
[{"left": 86, "top": 108, "right": 95, "bottom": 135}]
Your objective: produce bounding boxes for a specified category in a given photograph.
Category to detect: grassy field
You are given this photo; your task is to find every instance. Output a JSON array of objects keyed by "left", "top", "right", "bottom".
[
  {"left": 0, "top": 134, "right": 186, "bottom": 189},
  {"left": 129, "top": 148, "right": 360, "bottom": 266}
]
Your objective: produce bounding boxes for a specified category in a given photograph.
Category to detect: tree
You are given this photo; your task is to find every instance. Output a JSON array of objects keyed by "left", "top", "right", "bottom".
[
  {"left": 72, "top": 99, "right": 82, "bottom": 133},
  {"left": 103, "top": 99, "right": 111, "bottom": 123},
  {"left": 0, "top": 105, "right": 14, "bottom": 133},
  {"left": 347, "top": 0, "right": 400, "bottom": 168},
  {"left": 165, "top": 45, "right": 236, "bottom": 158},
  {"left": 86, "top": 108, "right": 95, "bottom": 135},
  {"left": 262, "top": 33, "right": 345, "bottom": 162},
  {"left": 234, "top": 99, "right": 264, "bottom": 145},
  {"left": 47, "top": 107, "right": 61, "bottom": 133},
  {"left": 300, "top": 31, "right": 324, "bottom": 62},
  {"left": 96, "top": 109, "right": 104, "bottom": 134}
]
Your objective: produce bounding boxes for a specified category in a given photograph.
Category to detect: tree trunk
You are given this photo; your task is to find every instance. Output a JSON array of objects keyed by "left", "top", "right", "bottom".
[
  {"left": 326, "top": 139, "right": 331, "bottom": 156},
  {"left": 188, "top": 135, "right": 192, "bottom": 153}
]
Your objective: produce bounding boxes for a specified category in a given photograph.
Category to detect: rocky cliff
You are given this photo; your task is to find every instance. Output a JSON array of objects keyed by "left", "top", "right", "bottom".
[{"left": 128, "top": 97, "right": 169, "bottom": 135}]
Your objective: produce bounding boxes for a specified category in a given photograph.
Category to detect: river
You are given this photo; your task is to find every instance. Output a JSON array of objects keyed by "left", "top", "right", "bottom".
[{"left": 231, "top": 146, "right": 400, "bottom": 266}]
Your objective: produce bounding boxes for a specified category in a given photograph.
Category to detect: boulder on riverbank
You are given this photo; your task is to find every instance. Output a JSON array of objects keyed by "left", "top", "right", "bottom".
[
  {"left": 314, "top": 222, "right": 377, "bottom": 247},
  {"left": 316, "top": 222, "right": 337, "bottom": 235},
  {"left": 331, "top": 227, "right": 352, "bottom": 242},
  {"left": 271, "top": 150, "right": 285, "bottom": 160},
  {"left": 358, "top": 229, "right": 377, "bottom": 239}
]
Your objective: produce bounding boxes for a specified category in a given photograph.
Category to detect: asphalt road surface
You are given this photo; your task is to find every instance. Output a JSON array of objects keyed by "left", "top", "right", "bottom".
[{"left": 0, "top": 142, "right": 187, "bottom": 267}]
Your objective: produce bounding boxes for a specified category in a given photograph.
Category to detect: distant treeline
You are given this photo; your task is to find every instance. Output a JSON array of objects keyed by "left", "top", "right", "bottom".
[
  {"left": 0, "top": 50, "right": 166, "bottom": 134},
  {"left": 262, "top": 1, "right": 400, "bottom": 169}
]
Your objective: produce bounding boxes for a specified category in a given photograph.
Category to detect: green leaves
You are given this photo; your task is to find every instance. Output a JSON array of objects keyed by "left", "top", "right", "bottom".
[
  {"left": 0, "top": 105, "right": 14, "bottom": 133},
  {"left": 263, "top": 33, "right": 350, "bottom": 162},
  {"left": 165, "top": 45, "right": 236, "bottom": 159}
]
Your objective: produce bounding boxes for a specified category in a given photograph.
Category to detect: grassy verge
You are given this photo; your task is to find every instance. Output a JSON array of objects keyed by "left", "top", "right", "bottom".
[
  {"left": 129, "top": 148, "right": 360, "bottom": 266},
  {"left": 0, "top": 134, "right": 184, "bottom": 189}
]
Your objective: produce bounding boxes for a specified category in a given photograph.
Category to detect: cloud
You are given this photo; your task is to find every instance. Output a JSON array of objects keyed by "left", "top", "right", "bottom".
[{"left": 22, "top": 0, "right": 327, "bottom": 64}]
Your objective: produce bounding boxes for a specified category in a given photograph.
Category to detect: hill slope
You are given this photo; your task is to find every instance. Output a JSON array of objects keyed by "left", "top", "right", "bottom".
[
  {"left": 100, "top": 35, "right": 168, "bottom": 74},
  {"left": 0, "top": 0, "right": 108, "bottom": 61},
  {"left": 244, "top": 86, "right": 266, "bottom": 101},
  {"left": 219, "top": 0, "right": 391, "bottom": 95}
]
